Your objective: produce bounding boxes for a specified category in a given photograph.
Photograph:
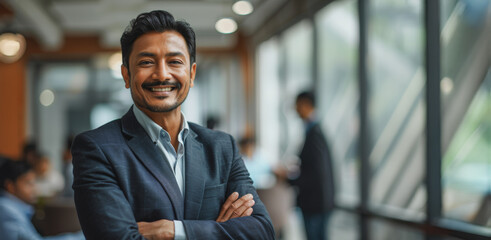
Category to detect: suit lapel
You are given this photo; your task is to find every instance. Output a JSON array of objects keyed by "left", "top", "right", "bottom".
[
  {"left": 184, "top": 129, "right": 206, "bottom": 220},
  {"left": 121, "top": 108, "right": 184, "bottom": 219}
]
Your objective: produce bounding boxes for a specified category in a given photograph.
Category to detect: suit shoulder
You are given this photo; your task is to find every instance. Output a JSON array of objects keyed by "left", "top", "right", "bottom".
[
  {"left": 74, "top": 119, "right": 123, "bottom": 143},
  {"left": 188, "top": 122, "right": 233, "bottom": 142}
]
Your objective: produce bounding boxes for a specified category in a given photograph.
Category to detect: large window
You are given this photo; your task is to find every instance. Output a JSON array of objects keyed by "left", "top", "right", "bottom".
[
  {"left": 254, "top": 0, "right": 490, "bottom": 238},
  {"left": 315, "top": 0, "right": 360, "bottom": 207},
  {"left": 256, "top": 20, "right": 314, "bottom": 166},
  {"left": 441, "top": 0, "right": 491, "bottom": 227},
  {"left": 256, "top": 37, "right": 281, "bottom": 165},
  {"left": 281, "top": 20, "right": 314, "bottom": 158},
  {"left": 368, "top": 0, "right": 426, "bottom": 216}
]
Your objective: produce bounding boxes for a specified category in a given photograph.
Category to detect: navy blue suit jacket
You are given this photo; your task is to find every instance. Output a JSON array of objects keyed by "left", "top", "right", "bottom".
[{"left": 71, "top": 108, "right": 274, "bottom": 239}]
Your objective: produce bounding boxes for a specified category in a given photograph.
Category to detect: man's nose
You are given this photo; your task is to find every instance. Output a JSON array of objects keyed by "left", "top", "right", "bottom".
[{"left": 153, "top": 62, "right": 171, "bottom": 80}]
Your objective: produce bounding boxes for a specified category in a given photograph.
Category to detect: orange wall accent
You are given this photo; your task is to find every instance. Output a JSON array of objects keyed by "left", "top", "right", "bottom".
[{"left": 0, "top": 57, "right": 27, "bottom": 159}]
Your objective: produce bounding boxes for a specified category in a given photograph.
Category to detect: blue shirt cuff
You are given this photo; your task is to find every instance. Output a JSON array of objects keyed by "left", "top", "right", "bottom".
[{"left": 174, "top": 220, "right": 187, "bottom": 240}]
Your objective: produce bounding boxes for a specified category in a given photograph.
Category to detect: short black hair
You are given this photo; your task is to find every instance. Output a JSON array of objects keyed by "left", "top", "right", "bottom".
[
  {"left": 296, "top": 91, "right": 316, "bottom": 107},
  {"left": 21, "top": 141, "right": 37, "bottom": 156},
  {"left": 120, "top": 10, "right": 196, "bottom": 68},
  {"left": 0, "top": 158, "right": 33, "bottom": 190}
]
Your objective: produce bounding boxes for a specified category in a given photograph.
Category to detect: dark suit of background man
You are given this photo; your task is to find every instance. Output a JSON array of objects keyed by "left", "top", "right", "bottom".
[
  {"left": 292, "top": 91, "right": 335, "bottom": 240},
  {"left": 71, "top": 10, "right": 274, "bottom": 240}
]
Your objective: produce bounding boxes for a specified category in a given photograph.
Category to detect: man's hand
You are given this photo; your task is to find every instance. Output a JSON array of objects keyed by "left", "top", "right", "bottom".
[
  {"left": 137, "top": 219, "right": 174, "bottom": 240},
  {"left": 216, "top": 192, "right": 255, "bottom": 222}
]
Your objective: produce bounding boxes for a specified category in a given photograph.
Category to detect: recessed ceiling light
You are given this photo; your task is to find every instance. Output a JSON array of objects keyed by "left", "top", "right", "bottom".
[
  {"left": 233, "top": 1, "right": 254, "bottom": 15},
  {"left": 215, "top": 18, "right": 238, "bottom": 34},
  {"left": 40, "top": 89, "right": 55, "bottom": 107},
  {"left": 0, "top": 33, "right": 26, "bottom": 63}
]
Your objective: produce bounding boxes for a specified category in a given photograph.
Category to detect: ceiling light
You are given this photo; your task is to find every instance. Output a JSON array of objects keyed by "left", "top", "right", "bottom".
[
  {"left": 40, "top": 89, "right": 55, "bottom": 107},
  {"left": 0, "top": 33, "right": 26, "bottom": 63},
  {"left": 215, "top": 18, "right": 238, "bottom": 34},
  {"left": 233, "top": 1, "right": 254, "bottom": 15}
]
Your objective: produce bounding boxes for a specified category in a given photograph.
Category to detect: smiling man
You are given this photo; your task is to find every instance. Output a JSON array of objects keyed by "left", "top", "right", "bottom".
[{"left": 71, "top": 10, "right": 274, "bottom": 240}]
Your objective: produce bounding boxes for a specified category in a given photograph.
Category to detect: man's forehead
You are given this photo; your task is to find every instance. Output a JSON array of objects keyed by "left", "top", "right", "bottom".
[{"left": 132, "top": 31, "right": 188, "bottom": 52}]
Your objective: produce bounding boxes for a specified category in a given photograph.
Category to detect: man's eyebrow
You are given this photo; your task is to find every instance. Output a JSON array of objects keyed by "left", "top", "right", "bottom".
[
  {"left": 136, "top": 52, "right": 156, "bottom": 58},
  {"left": 136, "top": 51, "right": 185, "bottom": 58},
  {"left": 165, "top": 51, "right": 185, "bottom": 57}
]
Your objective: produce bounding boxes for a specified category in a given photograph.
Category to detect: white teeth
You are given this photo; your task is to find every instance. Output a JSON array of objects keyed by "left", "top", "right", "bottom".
[{"left": 151, "top": 87, "right": 172, "bottom": 92}]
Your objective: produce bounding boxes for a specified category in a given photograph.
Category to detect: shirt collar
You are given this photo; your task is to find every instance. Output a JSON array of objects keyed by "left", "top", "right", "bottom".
[
  {"left": 0, "top": 190, "right": 34, "bottom": 219},
  {"left": 133, "top": 105, "right": 190, "bottom": 144},
  {"left": 303, "top": 112, "right": 318, "bottom": 133}
]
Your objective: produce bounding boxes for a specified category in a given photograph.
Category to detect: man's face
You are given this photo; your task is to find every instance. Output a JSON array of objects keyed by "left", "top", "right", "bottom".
[
  {"left": 6, "top": 171, "right": 36, "bottom": 204},
  {"left": 295, "top": 99, "right": 310, "bottom": 120},
  {"left": 122, "top": 31, "right": 196, "bottom": 114}
]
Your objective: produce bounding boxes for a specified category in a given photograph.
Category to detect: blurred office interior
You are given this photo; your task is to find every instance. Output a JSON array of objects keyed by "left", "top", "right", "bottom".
[{"left": 0, "top": 0, "right": 489, "bottom": 239}]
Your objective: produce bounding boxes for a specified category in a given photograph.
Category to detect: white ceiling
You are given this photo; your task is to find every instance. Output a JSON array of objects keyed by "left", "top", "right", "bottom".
[{"left": 1, "top": 0, "right": 287, "bottom": 50}]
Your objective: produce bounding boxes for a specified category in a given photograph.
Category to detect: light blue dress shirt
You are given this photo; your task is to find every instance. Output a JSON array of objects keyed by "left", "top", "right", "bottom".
[
  {"left": 133, "top": 106, "right": 189, "bottom": 240},
  {"left": 0, "top": 191, "right": 85, "bottom": 240}
]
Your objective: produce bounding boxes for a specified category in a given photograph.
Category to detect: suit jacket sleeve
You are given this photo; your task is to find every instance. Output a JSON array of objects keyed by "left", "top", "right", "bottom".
[
  {"left": 72, "top": 133, "right": 145, "bottom": 240},
  {"left": 181, "top": 135, "right": 275, "bottom": 240}
]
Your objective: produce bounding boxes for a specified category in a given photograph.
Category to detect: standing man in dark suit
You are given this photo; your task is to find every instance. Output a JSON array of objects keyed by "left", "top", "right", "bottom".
[
  {"left": 71, "top": 10, "right": 274, "bottom": 240},
  {"left": 288, "top": 91, "right": 336, "bottom": 240}
]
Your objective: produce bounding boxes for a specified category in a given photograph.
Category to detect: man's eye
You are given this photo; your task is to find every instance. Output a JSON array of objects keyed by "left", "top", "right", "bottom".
[
  {"left": 169, "top": 60, "right": 183, "bottom": 64},
  {"left": 138, "top": 60, "right": 153, "bottom": 65}
]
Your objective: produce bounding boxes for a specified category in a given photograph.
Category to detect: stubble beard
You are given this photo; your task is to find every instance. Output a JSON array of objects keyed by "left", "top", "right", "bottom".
[{"left": 131, "top": 80, "right": 191, "bottom": 113}]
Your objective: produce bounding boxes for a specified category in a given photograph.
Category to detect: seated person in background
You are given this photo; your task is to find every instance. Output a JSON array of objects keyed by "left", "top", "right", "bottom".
[
  {"left": 0, "top": 158, "right": 84, "bottom": 240},
  {"left": 21, "top": 141, "right": 39, "bottom": 166},
  {"left": 33, "top": 154, "right": 64, "bottom": 198},
  {"left": 239, "top": 136, "right": 276, "bottom": 189}
]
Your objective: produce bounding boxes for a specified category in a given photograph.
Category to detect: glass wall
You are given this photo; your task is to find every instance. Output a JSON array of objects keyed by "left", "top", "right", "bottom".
[
  {"left": 315, "top": 0, "right": 360, "bottom": 207},
  {"left": 255, "top": 0, "right": 490, "bottom": 238},
  {"left": 256, "top": 37, "right": 281, "bottom": 165},
  {"left": 256, "top": 20, "right": 313, "bottom": 165},
  {"left": 367, "top": 0, "right": 426, "bottom": 216},
  {"left": 280, "top": 20, "right": 314, "bottom": 160},
  {"left": 441, "top": 0, "right": 491, "bottom": 227}
]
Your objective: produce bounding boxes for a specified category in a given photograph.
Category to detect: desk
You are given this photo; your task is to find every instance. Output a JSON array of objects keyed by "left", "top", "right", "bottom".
[{"left": 32, "top": 197, "right": 81, "bottom": 236}]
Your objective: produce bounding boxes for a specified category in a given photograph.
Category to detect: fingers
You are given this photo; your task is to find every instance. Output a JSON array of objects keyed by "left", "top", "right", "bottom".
[
  {"left": 216, "top": 192, "right": 239, "bottom": 222},
  {"left": 216, "top": 193, "right": 255, "bottom": 222},
  {"left": 240, "top": 206, "right": 253, "bottom": 217},
  {"left": 225, "top": 195, "right": 254, "bottom": 220}
]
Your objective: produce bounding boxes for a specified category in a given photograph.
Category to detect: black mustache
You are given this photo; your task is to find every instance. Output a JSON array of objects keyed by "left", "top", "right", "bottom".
[{"left": 142, "top": 81, "right": 181, "bottom": 88}]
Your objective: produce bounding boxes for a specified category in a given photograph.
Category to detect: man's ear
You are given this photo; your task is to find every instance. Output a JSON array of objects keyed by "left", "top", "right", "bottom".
[
  {"left": 190, "top": 63, "right": 197, "bottom": 87},
  {"left": 121, "top": 65, "right": 130, "bottom": 89}
]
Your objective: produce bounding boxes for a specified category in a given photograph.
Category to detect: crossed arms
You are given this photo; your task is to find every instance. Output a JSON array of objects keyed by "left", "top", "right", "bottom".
[
  {"left": 138, "top": 192, "right": 255, "bottom": 239},
  {"left": 72, "top": 131, "right": 274, "bottom": 240}
]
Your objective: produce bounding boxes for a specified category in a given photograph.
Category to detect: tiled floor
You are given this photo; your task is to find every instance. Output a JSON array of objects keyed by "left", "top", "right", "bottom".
[{"left": 283, "top": 209, "right": 359, "bottom": 240}]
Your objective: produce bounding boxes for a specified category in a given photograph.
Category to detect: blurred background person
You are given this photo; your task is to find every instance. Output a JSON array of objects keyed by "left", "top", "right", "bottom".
[
  {"left": 0, "top": 158, "right": 84, "bottom": 240},
  {"left": 238, "top": 136, "right": 296, "bottom": 239},
  {"left": 276, "top": 91, "right": 335, "bottom": 240},
  {"left": 21, "top": 140, "right": 40, "bottom": 166},
  {"left": 239, "top": 135, "right": 275, "bottom": 189},
  {"left": 33, "top": 154, "right": 64, "bottom": 199}
]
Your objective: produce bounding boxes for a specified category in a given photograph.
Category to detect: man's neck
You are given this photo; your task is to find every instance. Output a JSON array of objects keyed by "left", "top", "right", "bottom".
[{"left": 138, "top": 106, "right": 183, "bottom": 150}]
